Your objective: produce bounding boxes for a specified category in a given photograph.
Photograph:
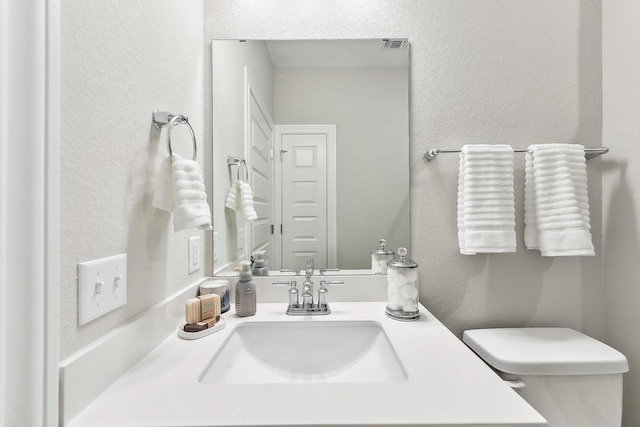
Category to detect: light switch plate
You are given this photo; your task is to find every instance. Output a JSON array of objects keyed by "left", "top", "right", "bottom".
[
  {"left": 78, "top": 253, "right": 127, "bottom": 326},
  {"left": 188, "top": 236, "right": 200, "bottom": 274}
]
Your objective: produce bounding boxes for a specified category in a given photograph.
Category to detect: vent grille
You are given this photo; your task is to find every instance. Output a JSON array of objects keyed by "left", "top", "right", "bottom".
[{"left": 383, "top": 39, "right": 409, "bottom": 49}]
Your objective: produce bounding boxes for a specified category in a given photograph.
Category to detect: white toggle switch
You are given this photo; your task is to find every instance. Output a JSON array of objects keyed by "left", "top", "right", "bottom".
[{"left": 78, "top": 254, "right": 127, "bottom": 326}]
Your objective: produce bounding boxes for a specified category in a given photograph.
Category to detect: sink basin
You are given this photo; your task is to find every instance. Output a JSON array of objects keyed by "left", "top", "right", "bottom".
[{"left": 199, "top": 321, "right": 407, "bottom": 384}]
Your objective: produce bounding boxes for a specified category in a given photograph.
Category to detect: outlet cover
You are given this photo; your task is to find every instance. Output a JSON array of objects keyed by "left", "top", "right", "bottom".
[
  {"left": 78, "top": 253, "right": 127, "bottom": 326},
  {"left": 188, "top": 236, "right": 200, "bottom": 274}
]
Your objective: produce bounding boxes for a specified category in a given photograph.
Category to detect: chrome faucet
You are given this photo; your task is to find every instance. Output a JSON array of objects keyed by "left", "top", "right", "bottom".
[
  {"left": 301, "top": 259, "right": 315, "bottom": 308},
  {"left": 272, "top": 259, "right": 343, "bottom": 315}
]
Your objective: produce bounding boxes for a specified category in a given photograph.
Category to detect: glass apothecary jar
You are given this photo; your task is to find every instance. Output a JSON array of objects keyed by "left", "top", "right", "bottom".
[
  {"left": 371, "top": 239, "right": 394, "bottom": 274},
  {"left": 385, "top": 247, "right": 419, "bottom": 321}
]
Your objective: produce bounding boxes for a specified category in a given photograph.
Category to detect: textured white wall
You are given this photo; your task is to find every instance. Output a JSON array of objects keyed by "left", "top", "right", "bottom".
[
  {"left": 205, "top": 0, "right": 605, "bottom": 338},
  {"left": 602, "top": 1, "right": 640, "bottom": 425},
  {"left": 273, "top": 67, "right": 410, "bottom": 268},
  {"left": 59, "top": 0, "right": 205, "bottom": 359}
]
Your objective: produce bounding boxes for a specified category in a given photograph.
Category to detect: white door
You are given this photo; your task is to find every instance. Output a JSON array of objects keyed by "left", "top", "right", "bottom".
[
  {"left": 245, "top": 68, "right": 274, "bottom": 262},
  {"left": 274, "top": 125, "right": 337, "bottom": 270}
]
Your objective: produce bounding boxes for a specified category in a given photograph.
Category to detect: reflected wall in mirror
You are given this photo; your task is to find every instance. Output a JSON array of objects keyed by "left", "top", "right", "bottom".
[{"left": 212, "top": 39, "right": 410, "bottom": 275}]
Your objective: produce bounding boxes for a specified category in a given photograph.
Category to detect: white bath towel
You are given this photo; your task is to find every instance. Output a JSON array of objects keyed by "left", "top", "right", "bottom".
[
  {"left": 152, "top": 155, "right": 174, "bottom": 212},
  {"left": 524, "top": 144, "right": 594, "bottom": 256},
  {"left": 225, "top": 180, "right": 240, "bottom": 211},
  {"left": 239, "top": 181, "right": 258, "bottom": 222},
  {"left": 457, "top": 144, "right": 516, "bottom": 254},
  {"left": 225, "top": 179, "right": 257, "bottom": 222},
  {"left": 152, "top": 154, "right": 212, "bottom": 231}
]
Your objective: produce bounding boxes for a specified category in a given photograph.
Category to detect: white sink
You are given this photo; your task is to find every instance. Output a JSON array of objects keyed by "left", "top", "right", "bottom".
[{"left": 199, "top": 320, "right": 407, "bottom": 384}]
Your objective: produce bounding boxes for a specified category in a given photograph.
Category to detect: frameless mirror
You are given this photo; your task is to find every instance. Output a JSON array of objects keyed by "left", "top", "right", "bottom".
[{"left": 211, "top": 39, "right": 410, "bottom": 275}]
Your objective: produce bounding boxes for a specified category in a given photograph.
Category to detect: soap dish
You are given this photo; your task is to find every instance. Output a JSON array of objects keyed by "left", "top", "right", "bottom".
[{"left": 177, "top": 316, "right": 226, "bottom": 340}]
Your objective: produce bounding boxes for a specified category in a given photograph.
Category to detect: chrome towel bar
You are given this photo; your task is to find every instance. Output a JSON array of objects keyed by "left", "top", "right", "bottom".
[{"left": 423, "top": 146, "right": 609, "bottom": 162}]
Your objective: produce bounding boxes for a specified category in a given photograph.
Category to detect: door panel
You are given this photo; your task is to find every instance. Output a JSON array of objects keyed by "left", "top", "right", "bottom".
[{"left": 281, "top": 134, "right": 327, "bottom": 269}]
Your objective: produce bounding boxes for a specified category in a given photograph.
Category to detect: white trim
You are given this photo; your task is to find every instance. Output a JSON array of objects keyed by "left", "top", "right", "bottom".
[
  {"left": 46, "top": 0, "right": 61, "bottom": 425},
  {"left": 244, "top": 66, "right": 275, "bottom": 261},
  {"left": 0, "top": 0, "right": 56, "bottom": 425},
  {"left": 273, "top": 124, "right": 338, "bottom": 269}
]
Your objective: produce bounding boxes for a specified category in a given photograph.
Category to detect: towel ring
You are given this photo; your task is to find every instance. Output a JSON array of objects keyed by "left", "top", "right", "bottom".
[
  {"left": 167, "top": 115, "right": 197, "bottom": 162},
  {"left": 237, "top": 160, "right": 248, "bottom": 181},
  {"left": 152, "top": 110, "right": 197, "bottom": 162}
]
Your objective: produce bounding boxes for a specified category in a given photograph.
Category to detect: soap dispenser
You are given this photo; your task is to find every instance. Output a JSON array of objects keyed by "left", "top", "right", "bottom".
[
  {"left": 251, "top": 250, "right": 269, "bottom": 276},
  {"left": 235, "top": 261, "right": 256, "bottom": 317}
]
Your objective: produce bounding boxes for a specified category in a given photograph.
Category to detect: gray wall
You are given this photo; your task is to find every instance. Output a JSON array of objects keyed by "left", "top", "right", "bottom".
[
  {"left": 273, "top": 67, "right": 410, "bottom": 268},
  {"left": 205, "top": 0, "right": 604, "bottom": 340},
  {"left": 603, "top": 1, "right": 640, "bottom": 426}
]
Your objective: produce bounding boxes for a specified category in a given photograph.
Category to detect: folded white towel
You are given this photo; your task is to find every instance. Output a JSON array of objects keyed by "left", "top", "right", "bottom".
[
  {"left": 457, "top": 144, "right": 516, "bottom": 254},
  {"left": 152, "top": 156, "right": 175, "bottom": 212},
  {"left": 524, "top": 144, "right": 594, "bottom": 256},
  {"left": 225, "top": 180, "right": 240, "bottom": 211},
  {"left": 152, "top": 153, "right": 212, "bottom": 231},
  {"left": 225, "top": 179, "right": 257, "bottom": 222},
  {"left": 171, "top": 154, "right": 213, "bottom": 231},
  {"left": 239, "top": 181, "right": 258, "bottom": 221}
]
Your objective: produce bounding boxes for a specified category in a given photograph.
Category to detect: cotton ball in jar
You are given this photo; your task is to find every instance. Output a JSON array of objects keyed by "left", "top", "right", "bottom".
[
  {"left": 402, "top": 299, "right": 417, "bottom": 312},
  {"left": 400, "top": 283, "right": 418, "bottom": 299}
]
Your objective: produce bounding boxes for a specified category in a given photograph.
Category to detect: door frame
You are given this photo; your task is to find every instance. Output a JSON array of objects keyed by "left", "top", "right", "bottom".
[
  {"left": 0, "top": 0, "right": 60, "bottom": 425},
  {"left": 244, "top": 66, "right": 275, "bottom": 262},
  {"left": 273, "top": 124, "right": 337, "bottom": 269}
]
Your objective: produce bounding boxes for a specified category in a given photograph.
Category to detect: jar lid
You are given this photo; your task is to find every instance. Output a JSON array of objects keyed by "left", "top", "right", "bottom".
[
  {"left": 371, "top": 239, "right": 395, "bottom": 255},
  {"left": 388, "top": 247, "right": 418, "bottom": 269}
]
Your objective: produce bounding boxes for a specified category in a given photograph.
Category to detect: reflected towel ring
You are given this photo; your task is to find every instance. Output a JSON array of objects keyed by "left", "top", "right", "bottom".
[
  {"left": 237, "top": 160, "right": 247, "bottom": 181},
  {"left": 167, "top": 115, "right": 197, "bottom": 162}
]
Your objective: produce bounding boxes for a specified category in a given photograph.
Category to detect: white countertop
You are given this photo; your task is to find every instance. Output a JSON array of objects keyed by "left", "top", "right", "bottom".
[{"left": 67, "top": 302, "right": 546, "bottom": 427}]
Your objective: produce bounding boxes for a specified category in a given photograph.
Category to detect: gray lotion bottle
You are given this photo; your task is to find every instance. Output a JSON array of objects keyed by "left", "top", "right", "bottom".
[{"left": 235, "top": 261, "right": 256, "bottom": 317}]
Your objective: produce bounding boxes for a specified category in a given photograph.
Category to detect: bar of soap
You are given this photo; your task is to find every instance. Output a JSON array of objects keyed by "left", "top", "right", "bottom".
[
  {"left": 199, "top": 294, "right": 220, "bottom": 320},
  {"left": 184, "top": 298, "right": 201, "bottom": 324},
  {"left": 183, "top": 322, "right": 207, "bottom": 333}
]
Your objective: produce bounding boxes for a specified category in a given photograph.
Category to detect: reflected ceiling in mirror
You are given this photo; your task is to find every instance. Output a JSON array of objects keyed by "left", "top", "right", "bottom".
[{"left": 211, "top": 39, "right": 410, "bottom": 276}]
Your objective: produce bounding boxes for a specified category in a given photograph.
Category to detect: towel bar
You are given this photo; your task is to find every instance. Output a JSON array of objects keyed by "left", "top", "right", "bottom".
[
  {"left": 152, "top": 110, "right": 197, "bottom": 162},
  {"left": 227, "top": 156, "right": 247, "bottom": 181},
  {"left": 423, "top": 146, "right": 609, "bottom": 162}
]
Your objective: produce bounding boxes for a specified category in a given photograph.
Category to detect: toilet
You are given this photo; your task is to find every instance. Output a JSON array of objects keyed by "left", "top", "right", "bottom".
[{"left": 463, "top": 328, "right": 629, "bottom": 427}]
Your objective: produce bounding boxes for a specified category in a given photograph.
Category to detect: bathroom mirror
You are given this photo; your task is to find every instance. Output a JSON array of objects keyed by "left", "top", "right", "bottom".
[{"left": 211, "top": 39, "right": 410, "bottom": 275}]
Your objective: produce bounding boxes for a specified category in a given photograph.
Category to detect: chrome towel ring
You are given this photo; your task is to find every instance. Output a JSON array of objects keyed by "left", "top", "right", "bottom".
[{"left": 152, "top": 110, "right": 197, "bottom": 162}]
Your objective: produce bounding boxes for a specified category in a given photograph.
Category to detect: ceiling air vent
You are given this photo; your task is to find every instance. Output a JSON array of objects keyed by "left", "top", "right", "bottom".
[{"left": 383, "top": 39, "right": 409, "bottom": 49}]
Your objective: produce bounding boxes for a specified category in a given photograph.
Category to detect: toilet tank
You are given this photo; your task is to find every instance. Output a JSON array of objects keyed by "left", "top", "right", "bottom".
[{"left": 463, "top": 328, "right": 629, "bottom": 427}]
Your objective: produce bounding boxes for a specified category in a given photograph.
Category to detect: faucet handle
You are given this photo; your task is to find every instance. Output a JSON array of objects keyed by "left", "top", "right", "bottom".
[
  {"left": 273, "top": 281, "right": 299, "bottom": 309},
  {"left": 317, "top": 280, "right": 344, "bottom": 310},
  {"left": 319, "top": 280, "right": 344, "bottom": 287},
  {"left": 272, "top": 280, "right": 297, "bottom": 287}
]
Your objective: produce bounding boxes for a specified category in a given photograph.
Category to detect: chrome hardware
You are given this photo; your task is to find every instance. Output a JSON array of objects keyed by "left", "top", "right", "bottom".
[
  {"left": 273, "top": 281, "right": 299, "bottom": 311},
  {"left": 301, "top": 261, "right": 314, "bottom": 309},
  {"left": 277, "top": 259, "right": 344, "bottom": 316},
  {"left": 279, "top": 268, "right": 300, "bottom": 276},
  {"left": 152, "top": 110, "right": 197, "bottom": 163},
  {"left": 320, "top": 268, "right": 340, "bottom": 275},
  {"left": 423, "top": 146, "right": 609, "bottom": 162}
]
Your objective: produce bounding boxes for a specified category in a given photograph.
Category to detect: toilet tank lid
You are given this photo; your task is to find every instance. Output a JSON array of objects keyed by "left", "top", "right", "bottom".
[{"left": 463, "top": 328, "right": 629, "bottom": 376}]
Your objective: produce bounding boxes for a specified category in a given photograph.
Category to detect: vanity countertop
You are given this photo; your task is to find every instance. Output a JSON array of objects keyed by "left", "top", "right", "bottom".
[{"left": 67, "top": 302, "right": 546, "bottom": 427}]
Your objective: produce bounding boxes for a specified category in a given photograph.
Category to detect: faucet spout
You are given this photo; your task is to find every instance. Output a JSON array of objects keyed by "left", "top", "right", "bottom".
[{"left": 301, "top": 259, "right": 315, "bottom": 308}]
